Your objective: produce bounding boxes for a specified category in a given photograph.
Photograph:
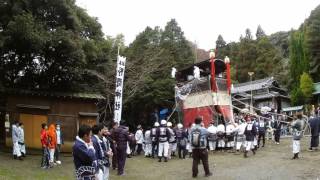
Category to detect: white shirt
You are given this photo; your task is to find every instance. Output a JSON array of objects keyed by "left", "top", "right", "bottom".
[
  {"left": 135, "top": 129, "right": 144, "bottom": 144},
  {"left": 217, "top": 124, "right": 225, "bottom": 133},
  {"left": 144, "top": 130, "right": 152, "bottom": 144},
  {"left": 18, "top": 127, "right": 24, "bottom": 143},
  {"left": 207, "top": 125, "right": 217, "bottom": 134},
  {"left": 226, "top": 124, "right": 235, "bottom": 135},
  {"left": 56, "top": 130, "right": 61, "bottom": 144},
  {"left": 234, "top": 123, "right": 247, "bottom": 135}
]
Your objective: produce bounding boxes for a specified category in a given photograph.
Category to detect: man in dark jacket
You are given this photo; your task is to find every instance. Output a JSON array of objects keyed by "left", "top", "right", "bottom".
[
  {"left": 175, "top": 123, "right": 188, "bottom": 159},
  {"left": 109, "top": 122, "right": 118, "bottom": 170},
  {"left": 258, "top": 117, "right": 267, "bottom": 147},
  {"left": 309, "top": 115, "right": 320, "bottom": 151},
  {"left": 151, "top": 122, "right": 159, "bottom": 158},
  {"left": 244, "top": 116, "right": 257, "bottom": 158},
  {"left": 113, "top": 121, "right": 130, "bottom": 176},
  {"left": 73, "top": 125, "right": 96, "bottom": 180},
  {"left": 273, "top": 118, "right": 282, "bottom": 144}
]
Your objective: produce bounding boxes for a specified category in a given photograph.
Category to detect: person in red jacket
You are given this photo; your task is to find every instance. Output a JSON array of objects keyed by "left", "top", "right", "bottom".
[
  {"left": 40, "top": 123, "right": 49, "bottom": 169},
  {"left": 47, "top": 124, "right": 57, "bottom": 167}
]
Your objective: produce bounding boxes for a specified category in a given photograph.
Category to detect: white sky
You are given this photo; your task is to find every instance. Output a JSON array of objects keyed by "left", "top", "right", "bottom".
[{"left": 76, "top": 0, "right": 319, "bottom": 50}]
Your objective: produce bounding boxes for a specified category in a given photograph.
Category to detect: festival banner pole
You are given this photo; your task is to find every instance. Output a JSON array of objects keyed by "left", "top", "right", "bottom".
[{"left": 113, "top": 54, "right": 126, "bottom": 124}]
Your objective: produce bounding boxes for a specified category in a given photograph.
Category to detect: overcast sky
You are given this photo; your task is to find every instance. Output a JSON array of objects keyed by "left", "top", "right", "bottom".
[{"left": 76, "top": 0, "right": 319, "bottom": 50}]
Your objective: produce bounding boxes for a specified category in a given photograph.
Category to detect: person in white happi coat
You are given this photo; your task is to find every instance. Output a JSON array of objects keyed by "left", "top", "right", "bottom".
[
  {"left": 225, "top": 122, "right": 236, "bottom": 151},
  {"left": 233, "top": 120, "right": 247, "bottom": 154},
  {"left": 12, "top": 121, "right": 22, "bottom": 160},
  {"left": 144, "top": 127, "right": 152, "bottom": 157},
  {"left": 291, "top": 114, "right": 304, "bottom": 159},
  {"left": 156, "top": 120, "right": 171, "bottom": 162},
  {"left": 207, "top": 122, "right": 217, "bottom": 151},
  {"left": 18, "top": 123, "right": 26, "bottom": 157},
  {"left": 167, "top": 122, "right": 177, "bottom": 159},
  {"left": 135, "top": 125, "right": 144, "bottom": 155},
  {"left": 217, "top": 122, "right": 226, "bottom": 151}
]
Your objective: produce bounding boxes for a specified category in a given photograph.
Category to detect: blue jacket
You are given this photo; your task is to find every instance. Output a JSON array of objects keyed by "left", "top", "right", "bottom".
[
  {"left": 92, "top": 135, "right": 104, "bottom": 161},
  {"left": 73, "top": 137, "right": 96, "bottom": 171}
]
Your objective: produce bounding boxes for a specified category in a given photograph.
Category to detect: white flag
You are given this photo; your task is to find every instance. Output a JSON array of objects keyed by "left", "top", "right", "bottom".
[{"left": 113, "top": 56, "right": 126, "bottom": 123}]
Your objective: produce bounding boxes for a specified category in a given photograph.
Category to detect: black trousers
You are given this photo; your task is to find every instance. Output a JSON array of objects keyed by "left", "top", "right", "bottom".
[
  {"left": 41, "top": 147, "right": 49, "bottom": 168},
  {"left": 274, "top": 131, "right": 280, "bottom": 143},
  {"left": 311, "top": 136, "right": 319, "bottom": 148},
  {"left": 152, "top": 141, "right": 158, "bottom": 157},
  {"left": 136, "top": 144, "right": 143, "bottom": 155},
  {"left": 192, "top": 149, "right": 211, "bottom": 177},
  {"left": 111, "top": 145, "right": 117, "bottom": 169},
  {"left": 178, "top": 145, "right": 187, "bottom": 158},
  {"left": 116, "top": 146, "right": 127, "bottom": 175},
  {"left": 258, "top": 132, "right": 265, "bottom": 147},
  {"left": 54, "top": 144, "right": 61, "bottom": 161}
]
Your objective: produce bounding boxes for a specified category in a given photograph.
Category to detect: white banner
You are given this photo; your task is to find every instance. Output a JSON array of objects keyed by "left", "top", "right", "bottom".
[{"left": 113, "top": 56, "right": 126, "bottom": 123}]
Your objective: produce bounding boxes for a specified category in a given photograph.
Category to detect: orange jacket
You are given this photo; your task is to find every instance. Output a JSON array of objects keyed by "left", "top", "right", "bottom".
[{"left": 47, "top": 124, "right": 57, "bottom": 149}]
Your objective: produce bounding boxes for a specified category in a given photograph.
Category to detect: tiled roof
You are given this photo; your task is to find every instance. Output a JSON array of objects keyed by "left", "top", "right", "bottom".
[
  {"left": 231, "top": 77, "right": 275, "bottom": 94},
  {"left": 6, "top": 89, "right": 105, "bottom": 100}
]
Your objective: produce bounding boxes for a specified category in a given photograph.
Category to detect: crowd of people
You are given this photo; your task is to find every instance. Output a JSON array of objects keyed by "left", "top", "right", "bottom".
[
  {"left": 71, "top": 109, "right": 320, "bottom": 179},
  {"left": 11, "top": 121, "right": 26, "bottom": 160},
  {"left": 11, "top": 121, "right": 63, "bottom": 167},
  {"left": 8, "top": 106, "right": 320, "bottom": 179},
  {"left": 40, "top": 123, "right": 64, "bottom": 168}
]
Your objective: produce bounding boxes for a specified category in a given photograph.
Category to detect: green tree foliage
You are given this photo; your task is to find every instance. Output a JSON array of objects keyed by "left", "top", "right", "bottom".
[
  {"left": 123, "top": 19, "right": 194, "bottom": 126},
  {"left": 256, "top": 25, "right": 266, "bottom": 40},
  {"left": 215, "top": 28, "right": 284, "bottom": 84},
  {"left": 215, "top": 35, "right": 228, "bottom": 59},
  {"left": 304, "top": 5, "right": 320, "bottom": 82},
  {"left": 289, "top": 31, "right": 308, "bottom": 90},
  {"left": 244, "top": 28, "right": 253, "bottom": 40},
  {"left": 300, "top": 72, "right": 314, "bottom": 103},
  {"left": 290, "top": 87, "right": 304, "bottom": 106},
  {"left": 0, "top": 0, "right": 106, "bottom": 91},
  {"left": 216, "top": 35, "right": 226, "bottom": 49},
  {"left": 268, "top": 31, "right": 290, "bottom": 58}
]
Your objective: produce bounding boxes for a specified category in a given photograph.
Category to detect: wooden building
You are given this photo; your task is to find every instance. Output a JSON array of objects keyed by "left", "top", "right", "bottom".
[
  {"left": 2, "top": 89, "right": 105, "bottom": 152},
  {"left": 231, "top": 77, "right": 290, "bottom": 113}
]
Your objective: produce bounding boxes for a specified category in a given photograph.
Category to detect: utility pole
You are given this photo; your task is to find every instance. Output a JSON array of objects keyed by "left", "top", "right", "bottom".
[
  {"left": 248, "top": 72, "right": 254, "bottom": 113},
  {"left": 194, "top": 40, "right": 197, "bottom": 63}
]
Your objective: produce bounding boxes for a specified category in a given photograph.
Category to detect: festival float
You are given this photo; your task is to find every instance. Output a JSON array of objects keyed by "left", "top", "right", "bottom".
[{"left": 172, "top": 50, "right": 233, "bottom": 127}]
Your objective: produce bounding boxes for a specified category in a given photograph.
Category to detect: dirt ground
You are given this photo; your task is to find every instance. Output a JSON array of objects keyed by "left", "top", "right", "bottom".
[{"left": 0, "top": 138, "right": 319, "bottom": 180}]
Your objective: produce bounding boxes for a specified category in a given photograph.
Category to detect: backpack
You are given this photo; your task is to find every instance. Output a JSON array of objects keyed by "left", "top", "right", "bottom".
[{"left": 191, "top": 128, "right": 201, "bottom": 147}]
